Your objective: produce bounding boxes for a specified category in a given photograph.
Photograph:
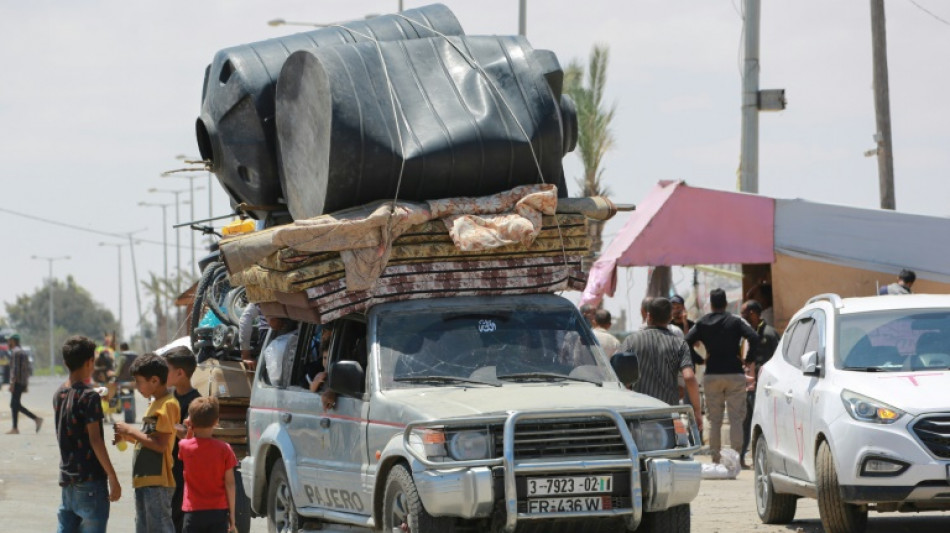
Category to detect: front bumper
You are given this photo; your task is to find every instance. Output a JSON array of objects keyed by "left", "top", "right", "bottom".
[
  {"left": 406, "top": 407, "right": 702, "bottom": 532},
  {"left": 827, "top": 413, "right": 950, "bottom": 503}
]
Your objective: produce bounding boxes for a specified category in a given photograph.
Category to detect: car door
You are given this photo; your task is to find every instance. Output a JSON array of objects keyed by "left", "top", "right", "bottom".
[
  {"left": 786, "top": 309, "right": 824, "bottom": 481},
  {"left": 318, "top": 317, "right": 372, "bottom": 516},
  {"left": 769, "top": 312, "right": 821, "bottom": 480},
  {"left": 281, "top": 323, "right": 333, "bottom": 511},
  {"left": 761, "top": 316, "right": 809, "bottom": 476}
]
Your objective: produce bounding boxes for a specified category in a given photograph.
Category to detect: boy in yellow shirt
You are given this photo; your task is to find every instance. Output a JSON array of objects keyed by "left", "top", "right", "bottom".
[{"left": 115, "top": 353, "right": 180, "bottom": 533}]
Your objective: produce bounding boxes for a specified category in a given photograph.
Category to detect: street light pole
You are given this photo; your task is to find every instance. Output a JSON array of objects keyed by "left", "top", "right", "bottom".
[
  {"left": 31, "top": 255, "right": 70, "bottom": 375},
  {"left": 139, "top": 202, "right": 171, "bottom": 342},
  {"left": 149, "top": 187, "right": 187, "bottom": 293},
  {"left": 98, "top": 242, "right": 125, "bottom": 340}
]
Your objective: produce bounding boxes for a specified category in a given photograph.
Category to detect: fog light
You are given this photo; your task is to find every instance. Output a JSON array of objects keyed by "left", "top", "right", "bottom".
[{"left": 860, "top": 456, "right": 908, "bottom": 476}]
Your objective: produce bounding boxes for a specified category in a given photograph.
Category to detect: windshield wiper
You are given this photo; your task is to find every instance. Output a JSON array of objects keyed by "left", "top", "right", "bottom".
[
  {"left": 843, "top": 366, "right": 886, "bottom": 372},
  {"left": 393, "top": 375, "right": 501, "bottom": 387},
  {"left": 495, "top": 372, "right": 602, "bottom": 386}
]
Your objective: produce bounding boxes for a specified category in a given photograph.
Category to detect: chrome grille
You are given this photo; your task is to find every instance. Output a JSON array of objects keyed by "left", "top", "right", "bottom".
[
  {"left": 913, "top": 415, "right": 950, "bottom": 458},
  {"left": 492, "top": 417, "right": 627, "bottom": 459}
]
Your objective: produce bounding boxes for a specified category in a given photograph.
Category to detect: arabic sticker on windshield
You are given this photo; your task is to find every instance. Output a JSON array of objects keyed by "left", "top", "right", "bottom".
[{"left": 478, "top": 319, "right": 497, "bottom": 333}]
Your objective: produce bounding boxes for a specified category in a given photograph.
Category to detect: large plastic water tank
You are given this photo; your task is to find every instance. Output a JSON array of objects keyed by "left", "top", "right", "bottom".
[
  {"left": 195, "top": 4, "right": 465, "bottom": 219},
  {"left": 275, "top": 35, "right": 576, "bottom": 220}
]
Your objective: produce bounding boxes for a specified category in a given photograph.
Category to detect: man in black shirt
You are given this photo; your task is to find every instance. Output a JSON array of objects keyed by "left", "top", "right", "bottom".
[
  {"left": 685, "top": 289, "right": 759, "bottom": 463},
  {"left": 739, "top": 299, "right": 780, "bottom": 467}
]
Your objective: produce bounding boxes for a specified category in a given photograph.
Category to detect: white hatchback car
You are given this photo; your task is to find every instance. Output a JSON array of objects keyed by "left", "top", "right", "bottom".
[{"left": 751, "top": 293, "right": 950, "bottom": 533}]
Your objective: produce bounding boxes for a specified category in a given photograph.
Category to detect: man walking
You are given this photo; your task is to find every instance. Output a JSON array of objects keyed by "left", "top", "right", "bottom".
[
  {"left": 685, "top": 289, "right": 758, "bottom": 463},
  {"left": 621, "top": 298, "right": 703, "bottom": 432},
  {"left": 739, "top": 300, "right": 780, "bottom": 468},
  {"left": 6, "top": 333, "right": 43, "bottom": 434}
]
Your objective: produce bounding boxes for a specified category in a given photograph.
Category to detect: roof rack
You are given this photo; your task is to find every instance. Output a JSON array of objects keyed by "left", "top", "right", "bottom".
[{"left": 807, "top": 293, "right": 844, "bottom": 309}]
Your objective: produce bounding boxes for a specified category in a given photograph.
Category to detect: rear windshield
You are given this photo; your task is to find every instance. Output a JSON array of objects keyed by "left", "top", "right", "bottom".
[
  {"left": 838, "top": 310, "right": 950, "bottom": 371},
  {"left": 376, "top": 307, "right": 613, "bottom": 389}
]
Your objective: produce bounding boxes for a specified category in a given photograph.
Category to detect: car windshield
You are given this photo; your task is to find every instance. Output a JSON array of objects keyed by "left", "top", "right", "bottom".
[
  {"left": 838, "top": 310, "right": 950, "bottom": 372},
  {"left": 376, "top": 307, "right": 612, "bottom": 389}
]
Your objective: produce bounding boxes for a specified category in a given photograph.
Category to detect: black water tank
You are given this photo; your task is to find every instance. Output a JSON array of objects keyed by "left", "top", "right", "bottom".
[
  {"left": 275, "top": 35, "right": 576, "bottom": 220},
  {"left": 195, "top": 4, "right": 465, "bottom": 219}
]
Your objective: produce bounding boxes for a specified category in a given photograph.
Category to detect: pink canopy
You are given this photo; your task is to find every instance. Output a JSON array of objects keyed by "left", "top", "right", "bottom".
[{"left": 582, "top": 180, "right": 775, "bottom": 306}]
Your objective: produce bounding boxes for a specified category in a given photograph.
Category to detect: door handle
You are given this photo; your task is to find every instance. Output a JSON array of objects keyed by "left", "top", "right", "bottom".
[
  {"left": 785, "top": 390, "right": 794, "bottom": 402},
  {"left": 281, "top": 412, "right": 292, "bottom": 424},
  {"left": 320, "top": 418, "right": 331, "bottom": 429}
]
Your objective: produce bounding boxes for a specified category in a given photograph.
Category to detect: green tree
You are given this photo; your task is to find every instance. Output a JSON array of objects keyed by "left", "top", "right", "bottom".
[
  {"left": 4, "top": 276, "right": 118, "bottom": 371},
  {"left": 564, "top": 44, "right": 616, "bottom": 270}
]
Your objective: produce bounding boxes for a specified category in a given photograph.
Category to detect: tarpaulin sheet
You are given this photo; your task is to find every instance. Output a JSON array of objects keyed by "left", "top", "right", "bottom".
[{"left": 775, "top": 199, "right": 950, "bottom": 284}]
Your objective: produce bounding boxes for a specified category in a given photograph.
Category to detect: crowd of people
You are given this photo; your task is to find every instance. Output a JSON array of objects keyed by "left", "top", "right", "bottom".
[{"left": 1, "top": 334, "right": 238, "bottom": 533}]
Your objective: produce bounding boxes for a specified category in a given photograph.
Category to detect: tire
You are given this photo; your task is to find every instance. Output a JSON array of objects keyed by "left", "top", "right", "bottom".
[
  {"left": 233, "top": 467, "right": 252, "bottom": 533},
  {"left": 816, "top": 441, "right": 867, "bottom": 533},
  {"left": 266, "top": 460, "right": 299, "bottom": 533},
  {"left": 191, "top": 262, "right": 232, "bottom": 345},
  {"left": 382, "top": 464, "right": 455, "bottom": 533},
  {"left": 753, "top": 434, "right": 797, "bottom": 523},
  {"left": 638, "top": 504, "right": 689, "bottom": 533}
]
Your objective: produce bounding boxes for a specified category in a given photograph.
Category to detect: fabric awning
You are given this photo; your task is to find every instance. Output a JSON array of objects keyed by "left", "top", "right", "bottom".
[{"left": 582, "top": 181, "right": 775, "bottom": 305}]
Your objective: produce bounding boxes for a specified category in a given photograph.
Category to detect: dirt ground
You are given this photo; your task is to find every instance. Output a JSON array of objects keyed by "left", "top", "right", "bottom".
[{"left": 2, "top": 377, "right": 948, "bottom": 532}]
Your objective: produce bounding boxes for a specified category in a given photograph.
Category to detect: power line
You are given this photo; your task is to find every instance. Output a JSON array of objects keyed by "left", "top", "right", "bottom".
[
  {"left": 0, "top": 206, "right": 190, "bottom": 250},
  {"left": 907, "top": 0, "right": 950, "bottom": 26}
]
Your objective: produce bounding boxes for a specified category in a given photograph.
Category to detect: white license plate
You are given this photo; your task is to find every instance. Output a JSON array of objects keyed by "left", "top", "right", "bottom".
[
  {"left": 526, "top": 475, "right": 613, "bottom": 496},
  {"left": 527, "top": 496, "right": 609, "bottom": 513}
]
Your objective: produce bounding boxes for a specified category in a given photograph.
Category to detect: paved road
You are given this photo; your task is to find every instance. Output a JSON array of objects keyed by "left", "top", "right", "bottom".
[{"left": 2, "top": 377, "right": 948, "bottom": 532}]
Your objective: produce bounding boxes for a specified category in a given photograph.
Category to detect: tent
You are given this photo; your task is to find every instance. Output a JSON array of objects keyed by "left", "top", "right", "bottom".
[{"left": 583, "top": 180, "right": 950, "bottom": 330}]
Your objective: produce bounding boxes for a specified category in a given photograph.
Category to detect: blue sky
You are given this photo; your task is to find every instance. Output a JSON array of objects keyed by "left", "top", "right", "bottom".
[{"left": 2, "top": 0, "right": 948, "bottom": 333}]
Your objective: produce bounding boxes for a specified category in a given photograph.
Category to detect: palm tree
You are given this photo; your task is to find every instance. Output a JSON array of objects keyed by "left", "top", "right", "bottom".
[{"left": 564, "top": 45, "right": 615, "bottom": 271}]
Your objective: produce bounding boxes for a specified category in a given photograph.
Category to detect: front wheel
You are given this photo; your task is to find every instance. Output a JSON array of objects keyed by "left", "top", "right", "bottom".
[
  {"left": 638, "top": 504, "right": 689, "bottom": 533},
  {"left": 266, "top": 460, "right": 299, "bottom": 533},
  {"left": 754, "top": 434, "right": 797, "bottom": 523},
  {"left": 382, "top": 464, "right": 455, "bottom": 533},
  {"left": 816, "top": 441, "right": 867, "bottom": 533}
]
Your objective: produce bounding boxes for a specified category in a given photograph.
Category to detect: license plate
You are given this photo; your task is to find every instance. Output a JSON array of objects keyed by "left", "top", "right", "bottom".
[
  {"left": 527, "top": 496, "right": 610, "bottom": 513},
  {"left": 526, "top": 475, "right": 613, "bottom": 496}
]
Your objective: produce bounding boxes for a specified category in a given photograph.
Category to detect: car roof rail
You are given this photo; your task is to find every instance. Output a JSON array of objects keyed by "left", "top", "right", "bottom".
[{"left": 807, "top": 293, "right": 844, "bottom": 309}]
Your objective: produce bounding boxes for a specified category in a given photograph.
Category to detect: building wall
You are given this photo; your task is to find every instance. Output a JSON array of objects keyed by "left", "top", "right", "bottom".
[{"left": 771, "top": 252, "right": 950, "bottom": 332}]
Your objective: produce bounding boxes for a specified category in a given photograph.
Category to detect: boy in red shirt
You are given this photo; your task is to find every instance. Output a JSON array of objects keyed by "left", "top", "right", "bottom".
[{"left": 179, "top": 397, "right": 237, "bottom": 533}]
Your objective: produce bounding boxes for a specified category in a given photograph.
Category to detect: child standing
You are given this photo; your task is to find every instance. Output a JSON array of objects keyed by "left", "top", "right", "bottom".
[
  {"left": 179, "top": 397, "right": 237, "bottom": 533},
  {"left": 55, "top": 335, "right": 122, "bottom": 532},
  {"left": 114, "top": 353, "right": 180, "bottom": 533},
  {"left": 165, "top": 347, "right": 202, "bottom": 533}
]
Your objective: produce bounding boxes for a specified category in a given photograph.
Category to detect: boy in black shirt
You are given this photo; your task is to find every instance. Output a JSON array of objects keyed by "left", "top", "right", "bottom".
[{"left": 54, "top": 335, "right": 122, "bottom": 532}]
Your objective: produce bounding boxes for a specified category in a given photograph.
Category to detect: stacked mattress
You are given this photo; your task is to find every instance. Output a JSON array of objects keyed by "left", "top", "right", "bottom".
[{"left": 237, "top": 214, "right": 588, "bottom": 324}]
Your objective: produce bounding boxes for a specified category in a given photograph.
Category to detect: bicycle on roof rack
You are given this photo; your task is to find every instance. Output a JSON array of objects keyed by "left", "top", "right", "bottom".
[{"left": 188, "top": 223, "right": 249, "bottom": 363}]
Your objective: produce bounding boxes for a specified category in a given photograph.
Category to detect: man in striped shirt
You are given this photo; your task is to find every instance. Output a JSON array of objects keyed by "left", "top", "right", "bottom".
[{"left": 620, "top": 298, "right": 703, "bottom": 433}]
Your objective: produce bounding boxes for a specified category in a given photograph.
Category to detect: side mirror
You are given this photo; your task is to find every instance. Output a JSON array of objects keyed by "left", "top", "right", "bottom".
[
  {"left": 611, "top": 352, "right": 640, "bottom": 386},
  {"left": 329, "top": 360, "right": 365, "bottom": 397},
  {"left": 801, "top": 350, "right": 820, "bottom": 376}
]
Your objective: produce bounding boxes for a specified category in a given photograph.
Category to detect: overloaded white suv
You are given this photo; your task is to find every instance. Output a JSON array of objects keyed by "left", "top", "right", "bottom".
[
  {"left": 242, "top": 294, "right": 703, "bottom": 532},
  {"left": 751, "top": 293, "right": 950, "bottom": 533}
]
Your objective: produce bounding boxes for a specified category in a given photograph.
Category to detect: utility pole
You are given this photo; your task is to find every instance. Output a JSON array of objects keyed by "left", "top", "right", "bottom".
[
  {"left": 518, "top": 0, "right": 527, "bottom": 36},
  {"left": 870, "top": 0, "right": 896, "bottom": 209},
  {"left": 739, "top": 0, "right": 761, "bottom": 193},
  {"left": 31, "top": 255, "right": 70, "bottom": 375},
  {"left": 739, "top": 0, "right": 785, "bottom": 194}
]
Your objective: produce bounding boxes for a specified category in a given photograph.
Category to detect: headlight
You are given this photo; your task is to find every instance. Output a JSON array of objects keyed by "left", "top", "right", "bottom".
[
  {"left": 630, "top": 420, "right": 673, "bottom": 452},
  {"left": 841, "top": 390, "right": 903, "bottom": 424},
  {"left": 447, "top": 430, "right": 490, "bottom": 460}
]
